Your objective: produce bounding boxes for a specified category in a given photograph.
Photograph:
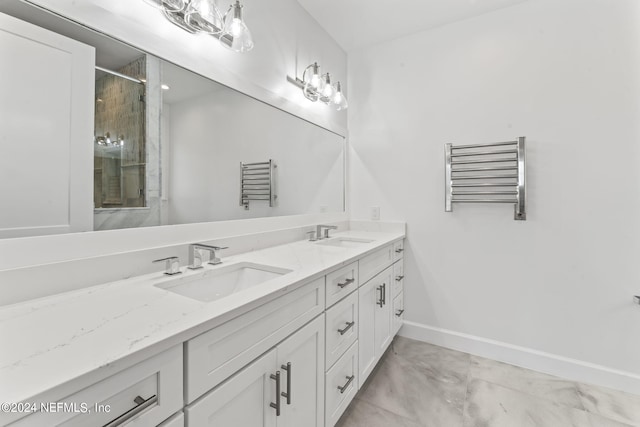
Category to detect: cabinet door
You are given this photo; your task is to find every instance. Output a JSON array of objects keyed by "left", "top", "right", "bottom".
[
  {"left": 374, "top": 266, "right": 393, "bottom": 360},
  {"left": 276, "top": 315, "right": 325, "bottom": 427},
  {"left": 358, "top": 266, "right": 393, "bottom": 384},
  {"left": 0, "top": 12, "right": 94, "bottom": 238},
  {"left": 185, "top": 350, "right": 278, "bottom": 427}
]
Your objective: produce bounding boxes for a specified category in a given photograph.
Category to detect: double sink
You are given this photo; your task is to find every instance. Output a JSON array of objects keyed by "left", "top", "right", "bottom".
[{"left": 154, "top": 234, "right": 373, "bottom": 303}]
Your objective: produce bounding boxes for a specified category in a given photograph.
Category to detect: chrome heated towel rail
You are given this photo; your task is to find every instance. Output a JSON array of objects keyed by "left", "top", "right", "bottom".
[
  {"left": 240, "top": 159, "right": 277, "bottom": 209},
  {"left": 445, "top": 137, "right": 526, "bottom": 220}
]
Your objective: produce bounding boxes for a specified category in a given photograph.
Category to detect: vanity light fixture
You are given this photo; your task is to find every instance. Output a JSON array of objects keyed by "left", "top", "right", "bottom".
[
  {"left": 142, "top": 0, "right": 253, "bottom": 52},
  {"left": 287, "top": 63, "right": 348, "bottom": 111}
]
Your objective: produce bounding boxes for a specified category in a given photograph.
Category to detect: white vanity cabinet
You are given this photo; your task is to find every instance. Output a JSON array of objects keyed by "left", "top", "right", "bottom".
[
  {"left": 185, "top": 315, "right": 325, "bottom": 427},
  {"left": 184, "top": 278, "right": 324, "bottom": 403}
]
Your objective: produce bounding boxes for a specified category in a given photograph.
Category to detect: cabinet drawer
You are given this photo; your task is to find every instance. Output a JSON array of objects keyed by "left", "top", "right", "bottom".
[
  {"left": 393, "top": 292, "right": 404, "bottom": 336},
  {"left": 359, "top": 245, "right": 393, "bottom": 285},
  {"left": 393, "top": 240, "right": 404, "bottom": 262},
  {"left": 392, "top": 259, "right": 404, "bottom": 298},
  {"left": 325, "top": 261, "right": 358, "bottom": 308},
  {"left": 325, "top": 341, "right": 358, "bottom": 427},
  {"left": 11, "top": 345, "right": 183, "bottom": 427},
  {"left": 185, "top": 277, "right": 324, "bottom": 402},
  {"left": 159, "top": 411, "right": 184, "bottom": 427},
  {"left": 325, "top": 291, "right": 358, "bottom": 370}
]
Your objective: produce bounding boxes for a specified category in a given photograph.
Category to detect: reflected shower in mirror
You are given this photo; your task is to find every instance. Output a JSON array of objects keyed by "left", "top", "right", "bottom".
[{"left": 0, "top": 0, "right": 345, "bottom": 238}]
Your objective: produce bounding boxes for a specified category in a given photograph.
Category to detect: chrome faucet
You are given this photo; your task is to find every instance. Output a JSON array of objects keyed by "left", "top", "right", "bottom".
[
  {"left": 316, "top": 224, "right": 338, "bottom": 240},
  {"left": 188, "top": 243, "right": 228, "bottom": 269},
  {"left": 152, "top": 256, "right": 181, "bottom": 275}
]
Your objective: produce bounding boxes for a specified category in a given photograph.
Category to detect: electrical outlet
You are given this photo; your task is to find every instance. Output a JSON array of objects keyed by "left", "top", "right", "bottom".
[{"left": 371, "top": 206, "right": 380, "bottom": 221}]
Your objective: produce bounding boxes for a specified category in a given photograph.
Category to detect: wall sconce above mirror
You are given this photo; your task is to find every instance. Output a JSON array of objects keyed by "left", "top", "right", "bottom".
[
  {"left": 142, "top": 0, "right": 253, "bottom": 53},
  {"left": 287, "top": 62, "right": 348, "bottom": 110}
]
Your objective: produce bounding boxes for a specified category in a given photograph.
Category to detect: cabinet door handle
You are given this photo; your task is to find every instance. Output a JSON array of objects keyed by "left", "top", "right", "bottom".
[
  {"left": 338, "top": 321, "right": 355, "bottom": 335},
  {"left": 103, "top": 395, "right": 157, "bottom": 427},
  {"left": 395, "top": 248, "right": 404, "bottom": 253},
  {"left": 337, "top": 277, "right": 355, "bottom": 288},
  {"left": 270, "top": 371, "right": 281, "bottom": 416},
  {"left": 395, "top": 275, "right": 404, "bottom": 281},
  {"left": 377, "top": 286, "right": 384, "bottom": 307},
  {"left": 382, "top": 283, "right": 386, "bottom": 306},
  {"left": 395, "top": 309, "right": 405, "bottom": 317},
  {"left": 337, "top": 375, "right": 355, "bottom": 394},
  {"left": 281, "top": 362, "right": 292, "bottom": 405}
]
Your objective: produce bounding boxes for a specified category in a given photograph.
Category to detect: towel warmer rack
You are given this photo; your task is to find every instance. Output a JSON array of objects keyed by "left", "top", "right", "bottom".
[
  {"left": 445, "top": 137, "right": 526, "bottom": 220},
  {"left": 240, "top": 159, "right": 276, "bottom": 209}
]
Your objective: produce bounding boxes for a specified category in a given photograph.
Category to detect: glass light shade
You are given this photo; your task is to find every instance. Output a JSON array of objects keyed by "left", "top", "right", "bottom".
[
  {"left": 333, "top": 82, "right": 348, "bottom": 110},
  {"left": 222, "top": 1, "right": 254, "bottom": 53},
  {"left": 185, "top": 0, "right": 223, "bottom": 34},
  {"left": 319, "top": 73, "right": 335, "bottom": 104}
]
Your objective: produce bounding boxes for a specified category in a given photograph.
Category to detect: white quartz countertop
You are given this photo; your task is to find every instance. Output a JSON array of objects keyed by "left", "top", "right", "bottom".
[{"left": 0, "top": 230, "right": 404, "bottom": 411}]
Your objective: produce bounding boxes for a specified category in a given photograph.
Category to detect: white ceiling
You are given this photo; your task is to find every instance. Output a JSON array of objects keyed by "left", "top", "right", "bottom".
[{"left": 295, "top": 0, "right": 530, "bottom": 52}]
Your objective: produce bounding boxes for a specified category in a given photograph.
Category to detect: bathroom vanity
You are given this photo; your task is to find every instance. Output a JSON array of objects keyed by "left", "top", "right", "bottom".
[{"left": 0, "top": 229, "right": 405, "bottom": 427}]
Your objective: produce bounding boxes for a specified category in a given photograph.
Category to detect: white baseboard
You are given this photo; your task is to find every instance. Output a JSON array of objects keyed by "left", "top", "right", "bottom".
[{"left": 399, "top": 320, "right": 640, "bottom": 396}]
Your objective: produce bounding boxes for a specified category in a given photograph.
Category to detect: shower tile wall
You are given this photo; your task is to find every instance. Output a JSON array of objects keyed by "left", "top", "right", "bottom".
[
  {"left": 93, "top": 55, "right": 163, "bottom": 231},
  {"left": 94, "top": 55, "right": 146, "bottom": 209}
]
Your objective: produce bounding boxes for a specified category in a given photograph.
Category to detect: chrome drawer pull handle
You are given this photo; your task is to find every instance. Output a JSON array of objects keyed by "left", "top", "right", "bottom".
[
  {"left": 103, "top": 394, "right": 157, "bottom": 427},
  {"left": 382, "top": 283, "right": 386, "bottom": 306},
  {"left": 281, "top": 362, "right": 292, "bottom": 405},
  {"left": 395, "top": 275, "right": 404, "bottom": 281},
  {"left": 270, "top": 371, "right": 281, "bottom": 416},
  {"left": 395, "top": 248, "right": 404, "bottom": 253},
  {"left": 337, "top": 277, "right": 355, "bottom": 288},
  {"left": 377, "top": 286, "right": 384, "bottom": 307},
  {"left": 338, "top": 321, "right": 355, "bottom": 335},
  {"left": 635, "top": 296, "right": 640, "bottom": 305},
  {"left": 395, "top": 309, "right": 405, "bottom": 317},
  {"left": 337, "top": 375, "right": 355, "bottom": 394}
]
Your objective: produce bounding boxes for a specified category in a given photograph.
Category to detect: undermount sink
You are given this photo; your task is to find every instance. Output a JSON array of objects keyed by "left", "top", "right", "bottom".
[
  {"left": 316, "top": 237, "right": 374, "bottom": 248},
  {"left": 155, "top": 262, "right": 291, "bottom": 302}
]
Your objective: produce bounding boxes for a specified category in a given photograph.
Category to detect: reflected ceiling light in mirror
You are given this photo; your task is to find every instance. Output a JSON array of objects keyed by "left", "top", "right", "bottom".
[
  {"left": 222, "top": 0, "right": 254, "bottom": 52},
  {"left": 287, "top": 63, "right": 348, "bottom": 111},
  {"left": 161, "top": 84, "right": 171, "bottom": 90},
  {"left": 95, "top": 132, "right": 125, "bottom": 147},
  {"left": 142, "top": 0, "right": 253, "bottom": 52}
]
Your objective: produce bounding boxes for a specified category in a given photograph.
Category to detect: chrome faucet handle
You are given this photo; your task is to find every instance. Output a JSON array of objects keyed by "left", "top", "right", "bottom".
[
  {"left": 306, "top": 231, "right": 317, "bottom": 242},
  {"left": 153, "top": 256, "right": 181, "bottom": 276},
  {"left": 634, "top": 295, "right": 640, "bottom": 305}
]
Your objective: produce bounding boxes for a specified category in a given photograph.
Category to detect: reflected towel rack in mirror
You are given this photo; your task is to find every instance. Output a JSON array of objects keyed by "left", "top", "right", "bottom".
[
  {"left": 240, "top": 159, "right": 277, "bottom": 209},
  {"left": 445, "top": 137, "right": 526, "bottom": 220}
]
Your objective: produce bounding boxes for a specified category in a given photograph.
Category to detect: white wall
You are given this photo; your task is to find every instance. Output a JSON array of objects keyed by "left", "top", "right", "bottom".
[
  {"left": 167, "top": 85, "right": 344, "bottom": 224},
  {"left": 348, "top": 0, "right": 640, "bottom": 388}
]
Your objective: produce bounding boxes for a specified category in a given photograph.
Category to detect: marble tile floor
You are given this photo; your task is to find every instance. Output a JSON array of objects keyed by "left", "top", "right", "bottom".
[{"left": 336, "top": 337, "right": 640, "bottom": 427}]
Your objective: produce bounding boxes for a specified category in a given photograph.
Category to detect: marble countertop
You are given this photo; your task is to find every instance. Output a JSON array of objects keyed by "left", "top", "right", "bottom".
[{"left": 0, "top": 229, "right": 404, "bottom": 413}]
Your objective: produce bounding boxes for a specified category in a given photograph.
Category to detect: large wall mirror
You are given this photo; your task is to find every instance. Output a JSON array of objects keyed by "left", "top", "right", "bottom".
[{"left": 0, "top": 1, "right": 345, "bottom": 239}]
